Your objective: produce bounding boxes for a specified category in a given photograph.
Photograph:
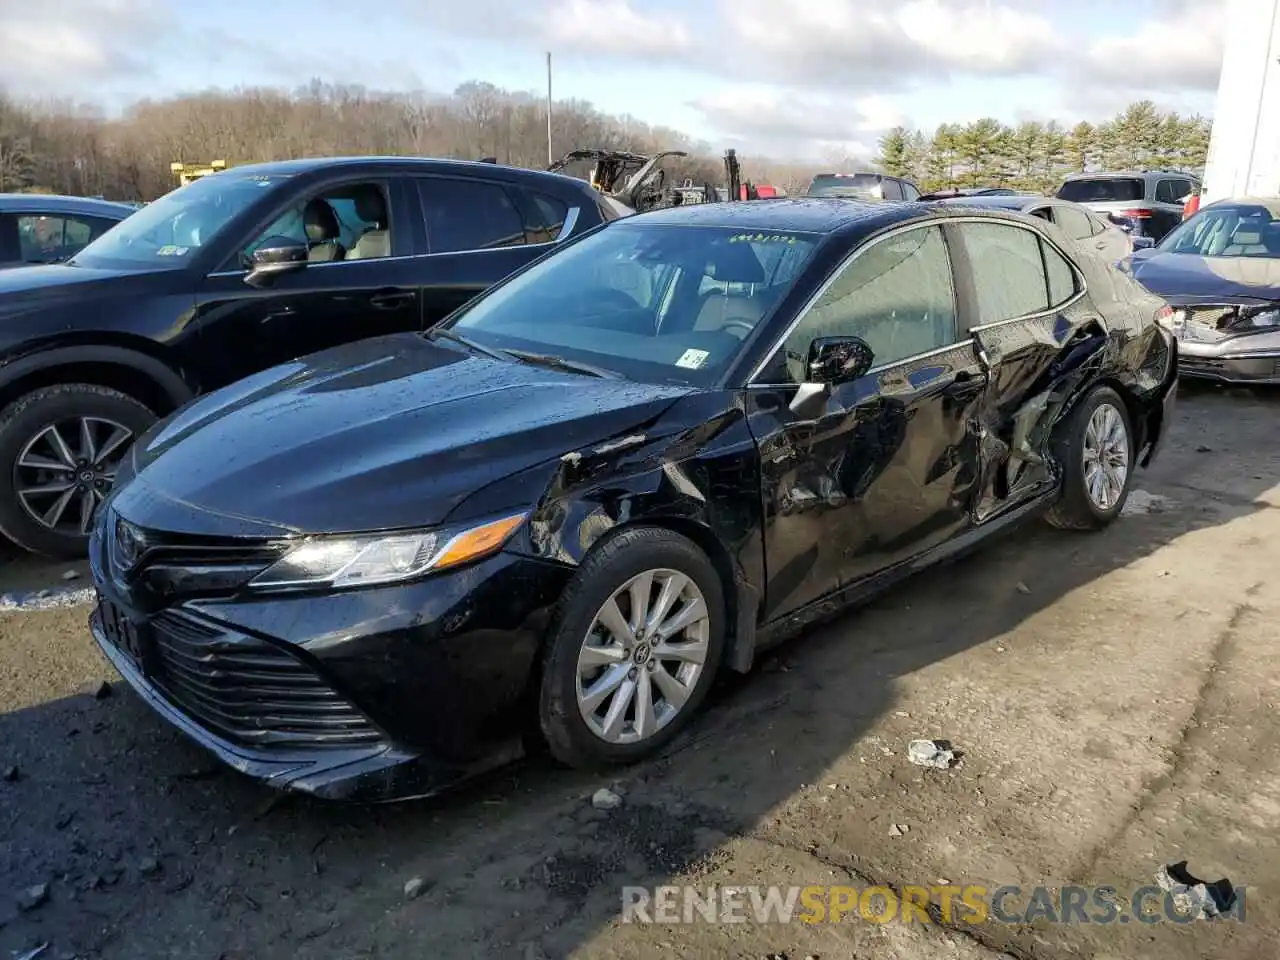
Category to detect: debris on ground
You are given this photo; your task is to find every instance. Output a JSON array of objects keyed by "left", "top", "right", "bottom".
[
  {"left": 1015, "top": 581, "right": 1031, "bottom": 595},
  {"left": 1121, "top": 490, "right": 1173, "bottom": 517},
  {"left": 17, "top": 882, "right": 49, "bottom": 911},
  {"left": 3, "top": 765, "right": 18, "bottom": 782},
  {"left": 61, "top": 569, "right": 80, "bottom": 581},
  {"left": 888, "top": 823, "right": 909, "bottom": 837},
  {"left": 591, "top": 788, "right": 623, "bottom": 810},
  {"left": 404, "top": 876, "right": 429, "bottom": 900},
  {"left": 14, "top": 944, "right": 49, "bottom": 960},
  {"left": 1155, "top": 861, "right": 1236, "bottom": 918},
  {"left": 907, "top": 739, "right": 958, "bottom": 769},
  {"left": 138, "top": 856, "right": 160, "bottom": 877}
]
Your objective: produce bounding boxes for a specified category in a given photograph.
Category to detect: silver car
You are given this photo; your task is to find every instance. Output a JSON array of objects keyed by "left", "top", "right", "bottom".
[
  {"left": 936, "top": 194, "right": 1141, "bottom": 263},
  {"left": 1124, "top": 197, "right": 1280, "bottom": 384}
]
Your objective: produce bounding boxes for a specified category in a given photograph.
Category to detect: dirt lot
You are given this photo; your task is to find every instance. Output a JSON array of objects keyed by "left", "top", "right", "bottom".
[{"left": 1, "top": 383, "right": 1278, "bottom": 960}]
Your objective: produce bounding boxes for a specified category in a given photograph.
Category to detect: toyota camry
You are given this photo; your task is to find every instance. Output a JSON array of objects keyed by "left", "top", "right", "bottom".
[{"left": 88, "top": 199, "right": 1178, "bottom": 801}]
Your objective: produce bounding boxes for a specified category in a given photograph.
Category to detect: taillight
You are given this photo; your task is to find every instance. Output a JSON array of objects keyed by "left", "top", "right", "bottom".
[{"left": 1120, "top": 208, "right": 1152, "bottom": 219}]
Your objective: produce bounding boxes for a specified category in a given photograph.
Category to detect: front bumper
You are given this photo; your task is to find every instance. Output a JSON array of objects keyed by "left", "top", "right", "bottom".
[
  {"left": 90, "top": 540, "right": 572, "bottom": 802},
  {"left": 1177, "top": 345, "right": 1280, "bottom": 384}
]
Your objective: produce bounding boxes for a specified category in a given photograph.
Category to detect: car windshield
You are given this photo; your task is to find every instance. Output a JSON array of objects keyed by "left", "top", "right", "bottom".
[
  {"left": 1056, "top": 178, "right": 1144, "bottom": 203},
  {"left": 70, "top": 172, "right": 293, "bottom": 268},
  {"left": 445, "top": 222, "right": 822, "bottom": 386},
  {"left": 806, "top": 174, "right": 881, "bottom": 199},
  {"left": 1158, "top": 205, "right": 1280, "bottom": 258}
]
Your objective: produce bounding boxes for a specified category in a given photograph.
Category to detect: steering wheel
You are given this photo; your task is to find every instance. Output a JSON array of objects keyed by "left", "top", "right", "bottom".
[{"left": 721, "top": 320, "right": 756, "bottom": 339}]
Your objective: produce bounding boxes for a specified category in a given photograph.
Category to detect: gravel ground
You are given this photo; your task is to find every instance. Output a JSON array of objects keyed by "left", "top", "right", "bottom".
[{"left": 1, "top": 382, "right": 1278, "bottom": 960}]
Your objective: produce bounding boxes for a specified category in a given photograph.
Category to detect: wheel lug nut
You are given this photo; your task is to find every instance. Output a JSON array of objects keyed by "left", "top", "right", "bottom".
[
  {"left": 628, "top": 668, "right": 637, "bottom": 680},
  {"left": 646, "top": 660, "right": 656, "bottom": 671}
]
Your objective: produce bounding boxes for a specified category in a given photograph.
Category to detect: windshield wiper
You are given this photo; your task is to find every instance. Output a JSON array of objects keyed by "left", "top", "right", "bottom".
[
  {"left": 426, "top": 327, "right": 511, "bottom": 361},
  {"left": 505, "top": 349, "right": 621, "bottom": 379}
]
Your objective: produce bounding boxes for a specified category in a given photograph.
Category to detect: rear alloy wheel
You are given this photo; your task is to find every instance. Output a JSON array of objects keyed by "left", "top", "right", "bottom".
[
  {"left": 539, "top": 527, "right": 725, "bottom": 769},
  {"left": 0, "top": 384, "right": 156, "bottom": 559},
  {"left": 1045, "top": 385, "right": 1134, "bottom": 531}
]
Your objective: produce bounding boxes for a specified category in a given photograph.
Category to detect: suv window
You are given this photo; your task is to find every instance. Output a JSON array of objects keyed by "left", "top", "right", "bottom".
[
  {"left": 418, "top": 178, "right": 525, "bottom": 253},
  {"left": 242, "top": 182, "right": 392, "bottom": 265},
  {"left": 515, "top": 189, "right": 569, "bottom": 244},
  {"left": 901, "top": 181, "right": 921, "bottom": 201},
  {"left": 958, "top": 222, "right": 1050, "bottom": 324},
  {"left": 1051, "top": 205, "right": 1095, "bottom": 241},
  {"left": 1057, "top": 178, "right": 1145, "bottom": 204},
  {"left": 15, "top": 213, "right": 117, "bottom": 263},
  {"left": 1154, "top": 179, "right": 1183, "bottom": 204},
  {"left": 881, "top": 179, "right": 904, "bottom": 201},
  {"left": 777, "top": 224, "right": 956, "bottom": 381},
  {"left": 1042, "top": 241, "right": 1077, "bottom": 306}
]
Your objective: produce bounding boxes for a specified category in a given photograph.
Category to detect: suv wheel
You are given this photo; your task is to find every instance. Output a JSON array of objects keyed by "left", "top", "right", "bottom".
[{"left": 0, "top": 384, "right": 156, "bottom": 559}]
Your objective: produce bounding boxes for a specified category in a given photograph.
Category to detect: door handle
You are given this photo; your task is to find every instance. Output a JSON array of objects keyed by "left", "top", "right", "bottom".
[{"left": 369, "top": 292, "right": 414, "bottom": 310}]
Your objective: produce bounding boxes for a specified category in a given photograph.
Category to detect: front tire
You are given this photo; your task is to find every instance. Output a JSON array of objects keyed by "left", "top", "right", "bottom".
[
  {"left": 1045, "top": 385, "right": 1134, "bottom": 531},
  {"left": 0, "top": 384, "right": 156, "bottom": 559},
  {"left": 538, "top": 526, "right": 726, "bottom": 770}
]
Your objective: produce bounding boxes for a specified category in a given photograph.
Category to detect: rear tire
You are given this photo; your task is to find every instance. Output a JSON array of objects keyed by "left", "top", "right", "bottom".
[
  {"left": 538, "top": 526, "right": 725, "bottom": 770},
  {"left": 0, "top": 384, "right": 156, "bottom": 559},
  {"left": 1044, "top": 385, "right": 1134, "bottom": 531}
]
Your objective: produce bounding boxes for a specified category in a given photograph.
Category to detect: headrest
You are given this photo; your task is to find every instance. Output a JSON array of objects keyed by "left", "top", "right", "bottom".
[
  {"left": 303, "top": 199, "right": 339, "bottom": 242},
  {"left": 1231, "top": 229, "right": 1262, "bottom": 246},
  {"left": 705, "top": 242, "right": 766, "bottom": 284},
  {"left": 353, "top": 187, "right": 387, "bottom": 226}
]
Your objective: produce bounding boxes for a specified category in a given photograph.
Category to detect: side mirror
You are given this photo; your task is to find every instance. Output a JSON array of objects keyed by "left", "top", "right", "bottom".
[
  {"left": 807, "top": 336, "right": 875, "bottom": 385},
  {"left": 244, "top": 237, "right": 308, "bottom": 288},
  {"left": 788, "top": 337, "right": 875, "bottom": 417}
]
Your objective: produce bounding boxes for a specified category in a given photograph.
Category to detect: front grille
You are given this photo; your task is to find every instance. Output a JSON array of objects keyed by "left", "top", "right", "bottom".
[{"left": 149, "top": 611, "right": 382, "bottom": 749}]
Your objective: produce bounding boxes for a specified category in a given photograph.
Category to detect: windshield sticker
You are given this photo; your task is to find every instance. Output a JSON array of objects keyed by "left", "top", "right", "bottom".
[
  {"left": 675, "top": 348, "right": 711, "bottom": 370},
  {"left": 154, "top": 245, "right": 189, "bottom": 256},
  {"left": 729, "top": 233, "right": 799, "bottom": 245}
]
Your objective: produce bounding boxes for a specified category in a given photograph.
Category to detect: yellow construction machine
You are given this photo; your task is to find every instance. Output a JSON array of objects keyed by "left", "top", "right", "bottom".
[{"left": 170, "top": 160, "right": 228, "bottom": 187}]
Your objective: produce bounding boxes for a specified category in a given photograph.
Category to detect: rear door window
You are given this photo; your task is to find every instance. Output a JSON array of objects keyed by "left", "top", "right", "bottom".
[
  {"left": 1056, "top": 178, "right": 1145, "bottom": 204},
  {"left": 14, "top": 213, "right": 120, "bottom": 263},
  {"left": 417, "top": 178, "right": 526, "bottom": 253},
  {"left": 509, "top": 187, "right": 569, "bottom": 244},
  {"left": 956, "top": 222, "right": 1050, "bottom": 325},
  {"left": 881, "top": 179, "right": 904, "bottom": 201}
]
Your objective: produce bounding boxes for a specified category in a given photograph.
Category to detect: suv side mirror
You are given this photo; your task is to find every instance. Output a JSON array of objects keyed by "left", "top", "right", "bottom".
[
  {"left": 244, "top": 237, "right": 308, "bottom": 288},
  {"left": 807, "top": 336, "right": 875, "bottom": 385}
]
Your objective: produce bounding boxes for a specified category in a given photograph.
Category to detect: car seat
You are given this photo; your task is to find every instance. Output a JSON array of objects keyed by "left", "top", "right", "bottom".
[
  {"left": 345, "top": 188, "right": 390, "bottom": 260},
  {"left": 304, "top": 199, "right": 346, "bottom": 261}
]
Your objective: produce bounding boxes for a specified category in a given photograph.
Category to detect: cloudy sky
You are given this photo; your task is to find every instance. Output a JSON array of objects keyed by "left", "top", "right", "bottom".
[{"left": 0, "top": 0, "right": 1227, "bottom": 160}]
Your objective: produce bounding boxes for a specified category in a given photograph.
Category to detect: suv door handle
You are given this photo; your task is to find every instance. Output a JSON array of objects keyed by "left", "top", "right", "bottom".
[{"left": 369, "top": 291, "right": 414, "bottom": 310}]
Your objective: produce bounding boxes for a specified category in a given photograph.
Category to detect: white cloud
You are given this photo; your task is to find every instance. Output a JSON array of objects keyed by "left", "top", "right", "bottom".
[{"left": 544, "top": 0, "right": 693, "bottom": 58}]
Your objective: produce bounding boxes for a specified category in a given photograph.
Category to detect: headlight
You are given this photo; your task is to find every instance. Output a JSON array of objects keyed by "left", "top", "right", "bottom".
[{"left": 248, "top": 513, "right": 526, "bottom": 591}]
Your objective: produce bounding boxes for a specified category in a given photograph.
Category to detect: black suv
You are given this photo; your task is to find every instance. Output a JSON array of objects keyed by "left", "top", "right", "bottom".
[{"left": 0, "top": 157, "right": 614, "bottom": 558}]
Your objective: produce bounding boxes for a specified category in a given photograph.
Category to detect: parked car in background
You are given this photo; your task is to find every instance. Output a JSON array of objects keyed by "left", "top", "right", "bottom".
[
  {"left": 88, "top": 199, "right": 1177, "bottom": 800},
  {"left": 1056, "top": 170, "right": 1199, "bottom": 245},
  {"left": 917, "top": 187, "right": 1021, "bottom": 200},
  {"left": 937, "top": 194, "right": 1144, "bottom": 261},
  {"left": 805, "top": 172, "right": 921, "bottom": 201},
  {"left": 1, "top": 195, "right": 135, "bottom": 269},
  {"left": 0, "top": 157, "right": 613, "bottom": 559},
  {"left": 1125, "top": 197, "right": 1280, "bottom": 384}
]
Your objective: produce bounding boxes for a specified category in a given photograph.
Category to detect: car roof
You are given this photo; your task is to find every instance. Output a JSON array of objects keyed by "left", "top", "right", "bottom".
[
  {"left": 1205, "top": 196, "right": 1280, "bottom": 216},
  {"left": 624, "top": 197, "right": 917, "bottom": 234},
  {"left": 0, "top": 194, "right": 137, "bottom": 217},
  {"left": 1060, "top": 170, "right": 1198, "bottom": 183},
  {"left": 935, "top": 194, "right": 1056, "bottom": 211},
  {"left": 218, "top": 156, "right": 593, "bottom": 190}
]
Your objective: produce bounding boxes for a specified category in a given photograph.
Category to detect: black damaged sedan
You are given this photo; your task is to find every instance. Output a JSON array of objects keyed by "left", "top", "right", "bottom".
[{"left": 89, "top": 199, "right": 1178, "bottom": 801}]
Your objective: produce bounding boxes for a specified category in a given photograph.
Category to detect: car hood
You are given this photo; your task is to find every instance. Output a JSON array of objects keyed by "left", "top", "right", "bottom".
[
  {"left": 0, "top": 262, "right": 169, "bottom": 313},
  {"left": 114, "top": 333, "right": 691, "bottom": 536},
  {"left": 1126, "top": 250, "right": 1280, "bottom": 305}
]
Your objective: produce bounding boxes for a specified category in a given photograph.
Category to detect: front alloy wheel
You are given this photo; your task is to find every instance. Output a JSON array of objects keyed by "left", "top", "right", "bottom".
[
  {"left": 539, "top": 526, "right": 725, "bottom": 769},
  {"left": 576, "top": 568, "right": 711, "bottom": 745},
  {"left": 16, "top": 416, "right": 133, "bottom": 536}
]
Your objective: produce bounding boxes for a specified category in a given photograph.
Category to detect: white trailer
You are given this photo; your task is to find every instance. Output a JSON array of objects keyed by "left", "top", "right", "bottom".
[{"left": 1202, "top": 0, "right": 1280, "bottom": 204}]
